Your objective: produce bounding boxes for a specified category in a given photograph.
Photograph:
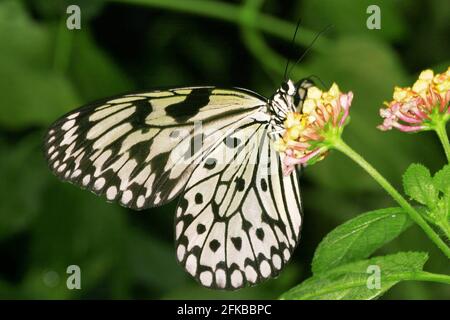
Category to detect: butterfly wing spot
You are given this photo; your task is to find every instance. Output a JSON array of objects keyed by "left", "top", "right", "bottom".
[
  {"left": 235, "top": 177, "right": 245, "bottom": 191},
  {"left": 244, "top": 265, "right": 258, "bottom": 284},
  {"left": 57, "top": 163, "right": 67, "bottom": 173},
  {"left": 215, "top": 269, "right": 227, "bottom": 289},
  {"left": 260, "top": 178, "right": 268, "bottom": 191},
  {"left": 61, "top": 126, "right": 78, "bottom": 146},
  {"left": 255, "top": 228, "right": 265, "bottom": 240},
  {"left": 204, "top": 158, "right": 216, "bottom": 169},
  {"left": 176, "top": 221, "right": 184, "bottom": 239},
  {"left": 231, "top": 270, "right": 243, "bottom": 288},
  {"left": 196, "top": 224, "right": 206, "bottom": 234},
  {"left": 231, "top": 236, "right": 242, "bottom": 251},
  {"left": 66, "top": 112, "right": 80, "bottom": 120},
  {"left": 200, "top": 271, "right": 213, "bottom": 287},
  {"left": 82, "top": 175, "right": 91, "bottom": 186},
  {"left": 72, "top": 169, "right": 82, "bottom": 178},
  {"left": 209, "top": 239, "right": 221, "bottom": 252},
  {"left": 259, "top": 260, "right": 272, "bottom": 278},
  {"left": 272, "top": 254, "right": 282, "bottom": 270},
  {"left": 177, "top": 245, "right": 186, "bottom": 261},
  {"left": 186, "top": 254, "right": 198, "bottom": 276},
  {"left": 61, "top": 119, "right": 76, "bottom": 131},
  {"left": 106, "top": 186, "right": 118, "bottom": 200},
  {"left": 283, "top": 249, "right": 290, "bottom": 261},
  {"left": 94, "top": 177, "right": 106, "bottom": 190},
  {"left": 194, "top": 193, "right": 203, "bottom": 204},
  {"left": 136, "top": 195, "right": 146, "bottom": 208},
  {"left": 121, "top": 190, "right": 133, "bottom": 204}
]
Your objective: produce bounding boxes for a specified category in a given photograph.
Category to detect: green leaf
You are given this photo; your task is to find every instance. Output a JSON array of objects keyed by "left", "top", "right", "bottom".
[
  {"left": 281, "top": 252, "right": 428, "bottom": 300},
  {"left": 402, "top": 164, "right": 438, "bottom": 207},
  {"left": 432, "top": 164, "right": 450, "bottom": 223},
  {"left": 312, "top": 207, "right": 412, "bottom": 274},
  {"left": 433, "top": 164, "right": 450, "bottom": 194}
]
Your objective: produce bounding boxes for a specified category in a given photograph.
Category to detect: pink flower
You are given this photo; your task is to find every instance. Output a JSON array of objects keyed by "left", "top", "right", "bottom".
[
  {"left": 378, "top": 67, "right": 450, "bottom": 132},
  {"left": 274, "top": 83, "right": 354, "bottom": 175}
]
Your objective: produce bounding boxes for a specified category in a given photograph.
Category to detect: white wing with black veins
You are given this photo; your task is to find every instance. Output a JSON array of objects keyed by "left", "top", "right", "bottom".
[
  {"left": 174, "top": 116, "right": 303, "bottom": 289},
  {"left": 44, "top": 87, "right": 266, "bottom": 210}
]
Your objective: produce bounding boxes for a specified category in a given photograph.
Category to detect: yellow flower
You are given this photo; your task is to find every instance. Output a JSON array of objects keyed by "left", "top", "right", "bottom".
[
  {"left": 302, "top": 99, "right": 316, "bottom": 114},
  {"left": 419, "top": 69, "right": 434, "bottom": 81},
  {"left": 393, "top": 86, "right": 412, "bottom": 101},
  {"left": 306, "top": 87, "right": 323, "bottom": 100},
  {"left": 433, "top": 67, "right": 450, "bottom": 93}
]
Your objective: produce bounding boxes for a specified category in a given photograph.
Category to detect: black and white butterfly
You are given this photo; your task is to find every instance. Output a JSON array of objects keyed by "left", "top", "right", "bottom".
[{"left": 44, "top": 78, "right": 315, "bottom": 289}]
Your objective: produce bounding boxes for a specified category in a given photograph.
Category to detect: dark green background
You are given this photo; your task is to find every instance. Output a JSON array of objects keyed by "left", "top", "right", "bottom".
[{"left": 0, "top": 0, "right": 448, "bottom": 299}]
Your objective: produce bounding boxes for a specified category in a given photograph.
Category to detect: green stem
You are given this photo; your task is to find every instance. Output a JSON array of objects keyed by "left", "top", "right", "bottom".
[
  {"left": 334, "top": 138, "right": 450, "bottom": 259},
  {"left": 434, "top": 121, "right": 450, "bottom": 162},
  {"left": 111, "top": 0, "right": 331, "bottom": 53}
]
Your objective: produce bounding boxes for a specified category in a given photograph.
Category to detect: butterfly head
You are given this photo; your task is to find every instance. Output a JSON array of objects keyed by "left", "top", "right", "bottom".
[{"left": 274, "top": 78, "right": 316, "bottom": 115}]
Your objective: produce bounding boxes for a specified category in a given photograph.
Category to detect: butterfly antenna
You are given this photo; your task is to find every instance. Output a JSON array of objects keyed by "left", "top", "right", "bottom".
[
  {"left": 283, "top": 18, "right": 302, "bottom": 81},
  {"left": 287, "top": 24, "right": 333, "bottom": 78}
]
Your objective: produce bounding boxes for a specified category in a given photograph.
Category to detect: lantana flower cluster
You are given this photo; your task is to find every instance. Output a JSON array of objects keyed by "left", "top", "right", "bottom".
[
  {"left": 378, "top": 67, "right": 450, "bottom": 132},
  {"left": 274, "top": 83, "right": 353, "bottom": 175}
]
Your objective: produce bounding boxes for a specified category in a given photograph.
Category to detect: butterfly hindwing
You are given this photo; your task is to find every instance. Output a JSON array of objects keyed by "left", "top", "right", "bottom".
[
  {"left": 175, "top": 115, "right": 303, "bottom": 289},
  {"left": 44, "top": 87, "right": 266, "bottom": 209}
]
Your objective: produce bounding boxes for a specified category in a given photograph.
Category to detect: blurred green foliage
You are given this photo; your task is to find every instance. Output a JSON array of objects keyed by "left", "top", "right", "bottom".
[{"left": 0, "top": 0, "right": 448, "bottom": 299}]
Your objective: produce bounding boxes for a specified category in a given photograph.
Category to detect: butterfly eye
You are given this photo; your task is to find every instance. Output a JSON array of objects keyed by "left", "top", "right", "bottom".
[{"left": 281, "top": 82, "right": 290, "bottom": 92}]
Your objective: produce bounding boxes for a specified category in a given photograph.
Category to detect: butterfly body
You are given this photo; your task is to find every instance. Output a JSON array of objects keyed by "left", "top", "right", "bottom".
[{"left": 45, "top": 79, "right": 313, "bottom": 289}]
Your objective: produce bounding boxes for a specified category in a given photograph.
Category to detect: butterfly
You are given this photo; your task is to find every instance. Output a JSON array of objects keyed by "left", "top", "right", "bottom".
[{"left": 44, "top": 78, "right": 315, "bottom": 289}]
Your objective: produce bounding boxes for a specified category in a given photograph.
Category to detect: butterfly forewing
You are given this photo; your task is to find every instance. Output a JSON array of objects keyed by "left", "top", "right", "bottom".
[{"left": 44, "top": 87, "right": 266, "bottom": 210}]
